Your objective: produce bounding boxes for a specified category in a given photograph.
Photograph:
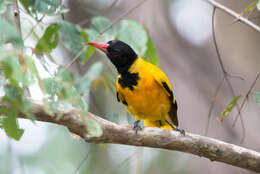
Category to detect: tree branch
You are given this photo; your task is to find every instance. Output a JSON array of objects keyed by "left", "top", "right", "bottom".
[
  {"left": 210, "top": 6, "right": 245, "bottom": 143},
  {"left": 9, "top": 102, "right": 260, "bottom": 173},
  {"left": 207, "top": 0, "right": 260, "bottom": 32},
  {"left": 232, "top": 73, "right": 260, "bottom": 126}
]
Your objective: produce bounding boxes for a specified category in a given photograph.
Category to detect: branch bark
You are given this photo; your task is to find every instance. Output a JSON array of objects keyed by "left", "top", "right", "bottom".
[
  {"left": 207, "top": 0, "right": 260, "bottom": 32},
  {"left": 10, "top": 102, "right": 260, "bottom": 173},
  {"left": 12, "top": 0, "right": 22, "bottom": 36}
]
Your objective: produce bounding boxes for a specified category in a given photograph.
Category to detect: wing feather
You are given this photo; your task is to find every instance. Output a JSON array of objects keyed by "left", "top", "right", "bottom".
[
  {"left": 116, "top": 76, "right": 127, "bottom": 105},
  {"left": 151, "top": 65, "right": 178, "bottom": 126}
]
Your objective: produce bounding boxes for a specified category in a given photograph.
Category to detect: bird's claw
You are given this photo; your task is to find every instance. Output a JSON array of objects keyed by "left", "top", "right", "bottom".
[
  {"left": 176, "top": 128, "right": 185, "bottom": 136},
  {"left": 133, "top": 120, "right": 142, "bottom": 134}
]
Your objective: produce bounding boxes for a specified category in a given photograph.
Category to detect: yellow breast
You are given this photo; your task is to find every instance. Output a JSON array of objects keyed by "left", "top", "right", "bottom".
[{"left": 117, "top": 58, "right": 171, "bottom": 121}]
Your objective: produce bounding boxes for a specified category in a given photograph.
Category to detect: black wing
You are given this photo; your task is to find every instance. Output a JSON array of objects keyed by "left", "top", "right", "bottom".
[
  {"left": 116, "top": 92, "right": 128, "bottom": 106},
  {"left": 162, "top": 82, "right": 178, "bottom": 126}
]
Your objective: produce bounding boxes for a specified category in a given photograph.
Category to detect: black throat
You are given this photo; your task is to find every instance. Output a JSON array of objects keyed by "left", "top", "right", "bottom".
[{"left": 118, "top": 71, "right": 139, "bottom": 91}]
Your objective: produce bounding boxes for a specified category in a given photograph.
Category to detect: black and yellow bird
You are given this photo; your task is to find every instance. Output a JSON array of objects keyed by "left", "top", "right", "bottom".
[{"left": 88, "top": 40, "right": 184, "bottom": 134}]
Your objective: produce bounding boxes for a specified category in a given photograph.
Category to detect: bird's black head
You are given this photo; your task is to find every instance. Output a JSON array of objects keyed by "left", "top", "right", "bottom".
[{"left": 88, "top": 40, "right": 137, "bottom": 74}]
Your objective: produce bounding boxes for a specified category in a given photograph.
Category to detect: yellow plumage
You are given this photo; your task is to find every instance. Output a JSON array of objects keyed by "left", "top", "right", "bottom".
[{"left": 116, "top": 57, "right": 178, "bottom": 130}]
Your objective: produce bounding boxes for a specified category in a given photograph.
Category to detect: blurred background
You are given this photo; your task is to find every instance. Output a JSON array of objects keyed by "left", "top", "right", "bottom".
[{"left": 1, "top": 0, "right": 260, "bottom": 173}]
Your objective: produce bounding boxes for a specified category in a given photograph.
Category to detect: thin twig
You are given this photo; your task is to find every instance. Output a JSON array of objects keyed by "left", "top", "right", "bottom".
[
  {"left": 72, "top": 149, "right": 90, "bottom": 174},
  {"left": 211, "top": 7, "right": 246, "bottom": 142},
  {"left": 12, "top": 0, "right": 32, "bottom": 97},
  {"left": 226, "top": 73, "right": 244, "bottom": 81},
  {"left": 204, "top": 77, "right": 225, "bottom": 135},
  {"left": 63, "top": 47, "right": 86, "bottom": 71},
  {"left": 23, "top": 15, "right": 45, "bottom": 41},
  {"left": 12, "top": 0, "right": 22, "bottom": 36},
  {"left": 64, "top": 0, "right": 149, "bottom": 70},
  {"left": 77, "top": 18, "right": 91, "bottom": 26},
  {"left": 207, "top": 0, "right": 260, "bottom": 32},
  {"left": 232, "top": 73, "right": 260, "bottom": 127},
  {"left": 98, "top": 0, "right": 149, "bottom": 36},
  {"left": 78, "top": 0, "right": 120, "bottom": 26},
  {"left": 225, "top": 78, "right": 246, "bottom": 144},
  {"left": 231, "top": 6, "right": 256, "bottom": 26},
  {"left": 212, "top": 7, "right": 226, "bottom": 75}
]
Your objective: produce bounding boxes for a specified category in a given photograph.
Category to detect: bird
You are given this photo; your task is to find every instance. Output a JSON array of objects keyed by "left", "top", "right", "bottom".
[{"left": 88, "top": 40, "right": 184, "bottom": 134}]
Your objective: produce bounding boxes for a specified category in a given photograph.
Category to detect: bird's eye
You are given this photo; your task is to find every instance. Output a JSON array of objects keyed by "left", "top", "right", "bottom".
[{"left": 113, "top": 53, "right": 119, "bottom": 57}]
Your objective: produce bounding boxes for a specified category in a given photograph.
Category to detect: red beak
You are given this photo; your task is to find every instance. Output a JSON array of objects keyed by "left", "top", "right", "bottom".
[{"left": 88, "top": 42, "right": 109, "bottom": 54}]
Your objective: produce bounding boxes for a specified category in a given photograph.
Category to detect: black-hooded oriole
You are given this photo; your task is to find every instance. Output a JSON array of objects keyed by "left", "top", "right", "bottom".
[{"left": 88, "top": 40, "right": 184, "bottom": 134}]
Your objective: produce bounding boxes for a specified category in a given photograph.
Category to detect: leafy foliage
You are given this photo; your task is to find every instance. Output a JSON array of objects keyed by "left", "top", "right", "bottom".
[
  {"left": 42, "top": 69, "right": 86, "bottom": 114},
  {"left": 0, "top": 0, "right": 11, "bottom": 14},
  {"left": 85, "top": 17, "right": 159, "bottom": 65},
  {"left": 0, "top": 2, "right": 159, "bottom": 140},
  {"left": 0, "top": 16, "right": 23, "bottom": 48},
  {"left": 241, "top": 1, "right": 257, "bottom": 16},
  {"left": 0, "top": 54, "right": 39, "bottom": 140},
  {"left": 218, "top": 96, "right": 241, "bottom": 122},
  {"left": 257, "top": 0, "right": 260, "bottom": 10},
  {"left": 20, "top": 0, "right": 68, "bottom": 15},
  {"left": 144, "top": 36, "right": 159, "bottom": 65},
  {"left": 254, "top": 92, "right": 260, "bottom": 105},
  {"left": 241, "top": 0, "right": 260, "bottom": 18},
  {"left": 117, "top": 20, "right": 148, "bottom": 57},
  {"left": 58, "top": 21, "right": 86, "bottom": 60},
  {"left": 86, "top": 16, "right": 116, "bottom": 43},
  {"left": 35, "top": 24, "right": 59, "bottom": 56}
]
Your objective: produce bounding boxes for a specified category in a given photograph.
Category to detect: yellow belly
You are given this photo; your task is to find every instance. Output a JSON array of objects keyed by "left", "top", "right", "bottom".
[{"left": 119, "top": 77, "right": 171, "bottom": 121}]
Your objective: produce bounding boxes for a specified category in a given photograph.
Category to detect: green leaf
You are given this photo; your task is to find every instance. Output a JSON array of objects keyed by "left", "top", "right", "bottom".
[
  {"left": 59, "top": 21, "right": 86, "bottom": 60},
  {"left": 86, "top": 117, "right": 103, "bottom": 137},
  {"left": 144, "top": 36, "right": 159, "bottom": 65},
  {"left": 2, "top": 56, "right": 25, "bottom": 85},
  {"left": 56, "top": 68, "right": 73, "bottom": 82},
  {"left": 254, "top": 92, "right": 260, "bottom": 105},
  {"left": 257, "top": 0, "right": 260, "bottom": 10},
  {"left": 86, "top": 16, "right": 116, "bottom": 43},
  {"left": 0, "top": 16, "right": 23, "bottom": 48},
  {"left": 84, "top": 46, "right": 95, "bottom": 61},
  {"left": 35, "top": 24, "right": 59, "bottom": 56},
  {"left": 0, "top": 0, "right": 11, "bottom": 14},
  {"left": 2, "top": 112, "right": 24, "bottom": 141},
  {"left": 74, "top": 62, "right": 103, "bottom": 94},
  {"left": 25, "top": 56, "right": 39, "bottom": 76},
  {"left": 0, "top": 117, "right": 3, "bottom": 128},
  {"left": 106, "top": 112, "right": 119, "bottom": 123},
  {"left": 241, "top": 1, "right": 257, "bottom": 15},
  {"left": 117, "top": 20, "right": 148, "bottom": 56},
  {"left": 80, "top": 30, "right": 88, "bottom": 43},
  {"left": 79, "top": 30, "right": 94, "bottom": 62},
  {"left": 3, "top": 85, "right": 21, "bottom": 101},
  {"left": 24, "top": 71, "right": 35, "bottom": 86},
  {"left": 20, "top": 0, "right": 68, "bottom": 16},
  {"left": 21, "top": 98, "right": 35, "bottom": 121},
  {"left": 218, "top": 96, "right": 241, "bottom": 121},
  {"left": 19, "top": 0, "right": 31, "bottom": 14},
  {"left": 43, "top": 78, "right": 58, "bottom": 95},
  {"left": 33, "top": 0, "right": 61, "bottom": 15}
]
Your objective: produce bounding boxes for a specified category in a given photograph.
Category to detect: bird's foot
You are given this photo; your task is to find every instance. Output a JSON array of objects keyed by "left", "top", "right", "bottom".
[
  {"left": 165, "top": 120, "right": 185, "bottom": 136},
  {"left": 133, "top": 120, "right": 142, "bottom": 134},
  {"left": 175, "top": 128, "right": 185, "bottom": 136}
]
